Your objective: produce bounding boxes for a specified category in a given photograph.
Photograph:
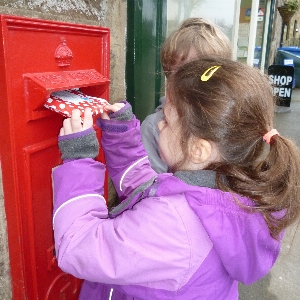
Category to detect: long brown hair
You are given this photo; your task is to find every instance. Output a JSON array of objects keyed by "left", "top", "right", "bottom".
[{"left": 167, "top": 57, "right": 300, "bottom": 238}]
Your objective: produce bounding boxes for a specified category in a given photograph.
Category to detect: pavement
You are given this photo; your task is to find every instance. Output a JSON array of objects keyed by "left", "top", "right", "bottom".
[{"left": 238, "top": 89, "right": 300, "bottom": 300}]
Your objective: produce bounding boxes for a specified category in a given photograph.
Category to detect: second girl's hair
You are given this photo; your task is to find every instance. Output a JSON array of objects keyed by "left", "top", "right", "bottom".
[
  {"left": 161, "top": 18, "right": 232, "bottom": 77},
  {"left": 167, "top": 57, "right": 300, "bottom": 238}
]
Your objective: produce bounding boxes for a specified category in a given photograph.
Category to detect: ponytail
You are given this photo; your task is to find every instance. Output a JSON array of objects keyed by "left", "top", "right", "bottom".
[
  {"left": 215, "top": 135, "right": 300, "bottom": 239},
  {"left": 257, "top": 135, "right": 300, "bottom": 237}
]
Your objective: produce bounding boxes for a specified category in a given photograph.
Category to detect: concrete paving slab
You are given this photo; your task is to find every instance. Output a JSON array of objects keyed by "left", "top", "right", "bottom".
[{"left": 238, "top": 89, "right": 300, "bottom": 300}]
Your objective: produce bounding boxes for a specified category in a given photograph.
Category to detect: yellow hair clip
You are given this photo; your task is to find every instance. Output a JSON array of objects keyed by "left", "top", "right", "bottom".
[{"left": 200, "top": 65, "right": 221, "bottom": 81}]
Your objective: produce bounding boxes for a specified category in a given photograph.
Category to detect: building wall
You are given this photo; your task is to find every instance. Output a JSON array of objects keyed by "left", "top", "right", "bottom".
[
  {"left": 281, "top": 8, "right": 300, "bottom": 46},
  {"left": 0, "top": 1, "right": 127, "bottom": 298},
  {"left": 0, "top": 167, "right": 10, "bottom": 299},
  {"left": 268, "top": 1, "right": 285, "bottom": 66},
  {"left": 276, "top": 0, "right": 300, "bottom": 48}
]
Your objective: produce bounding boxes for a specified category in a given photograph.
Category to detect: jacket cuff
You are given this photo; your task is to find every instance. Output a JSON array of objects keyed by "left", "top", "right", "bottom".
[
  {"left": 96, "top": 101, "right": 135, "bottom": 133},
  {"left": 58, "top": 127, "right": 95, "bottom": 141},
  {"left": 58, "top": 127, "right": 99, "bottom": 161},
  {"left": 97, "top": 117, "right": 137, "bottom": 133},
  {"left": 108, "top": 100, "right": 133, "bottom": 121}
]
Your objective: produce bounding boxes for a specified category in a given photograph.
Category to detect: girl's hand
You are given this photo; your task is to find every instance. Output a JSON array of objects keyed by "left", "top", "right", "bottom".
[
  {"left": 59, "top": 108, "right": 93, "bottom": 136},
  {"left": 58, "top": 108, "right": 99, "bottom": 161},
  {"left": 101, "top": 102, "right": 125, "bottom": 120}
]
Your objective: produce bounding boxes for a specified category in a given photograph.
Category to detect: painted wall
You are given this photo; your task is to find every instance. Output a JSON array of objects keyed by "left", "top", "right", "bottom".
[{"left": 0, "top": 0, "right": 127, "bottom": 298}]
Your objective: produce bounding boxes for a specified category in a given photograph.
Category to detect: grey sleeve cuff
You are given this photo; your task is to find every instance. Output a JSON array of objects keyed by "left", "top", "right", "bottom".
[
  {"left": 108, "top": 100, "right": 133, "bottom": 121},
  {"left": 96, "top": 101, "right": 134, "bottom": 132},
  {"left": 58, "top": 127, "right": 99, "bottom": 161}
]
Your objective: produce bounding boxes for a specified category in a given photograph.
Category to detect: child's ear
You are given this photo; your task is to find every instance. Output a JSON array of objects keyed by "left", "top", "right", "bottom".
[{"left": 189, "top": 138, "right": 212, "bottom": 164}]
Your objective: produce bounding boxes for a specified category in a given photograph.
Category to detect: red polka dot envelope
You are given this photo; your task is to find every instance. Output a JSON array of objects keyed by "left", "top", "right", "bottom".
[{"left": 44, "top": 88, "right": 109, "bottom": 117}]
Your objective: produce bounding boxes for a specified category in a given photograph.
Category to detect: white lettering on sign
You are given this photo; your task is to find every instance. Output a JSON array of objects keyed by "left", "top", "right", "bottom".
[
  {"left": 284, "top": 59, "right": 294, "bottom": 66},
  {"left": 269, "top": 75, "right": 293, "bottom": 86},
  {"left": 273, "top": 87, "right": 292, "bottom": 98}
]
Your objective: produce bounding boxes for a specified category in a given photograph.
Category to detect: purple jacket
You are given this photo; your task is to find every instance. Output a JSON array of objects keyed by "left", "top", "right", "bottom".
[{"left": 52, "top": 107, "right": 282, "bottom": 300}]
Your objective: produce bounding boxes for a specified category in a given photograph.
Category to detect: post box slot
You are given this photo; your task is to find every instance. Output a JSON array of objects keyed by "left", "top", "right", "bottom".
[{"left": 24, "top": 69, "right": 110, "bottom": 121}]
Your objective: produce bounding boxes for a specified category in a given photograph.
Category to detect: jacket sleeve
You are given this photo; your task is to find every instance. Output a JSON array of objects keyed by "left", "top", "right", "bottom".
[
  {"left": 97, "top": 103, "right": 158, "bottom": 200},
  {"left": 53, "top": 182, "right": 211, "bottom": 291},
  {"left": 52, "top": 158, "right": 107, "bottom": 258}
]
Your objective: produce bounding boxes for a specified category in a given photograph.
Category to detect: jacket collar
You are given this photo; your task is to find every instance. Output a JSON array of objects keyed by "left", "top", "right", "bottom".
[{"left": 174, "top": 170, "right": 217, "bottom": 189}]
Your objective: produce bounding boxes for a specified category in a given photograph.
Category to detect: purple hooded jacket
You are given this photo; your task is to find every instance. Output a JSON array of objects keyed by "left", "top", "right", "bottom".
[{"left": 52, "top": 103, "right": 282, "bottom": 300}]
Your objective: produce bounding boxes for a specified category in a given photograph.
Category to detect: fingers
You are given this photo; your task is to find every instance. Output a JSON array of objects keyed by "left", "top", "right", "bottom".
[
  {"left": 104, "top": 103, "right": 125, "bottom": 113},
  {"left": 101, "top": 112, "right": 110, "bottom": 120},
  {"left": 60, "top": 102, "right": 125, "bottom": 135},
  {"left": 82, "top": 108, "right": 93, "bottom": 130},
  {"left": 59, "top": 127, "right": 65, "bottom": 136},
  {"left": 70, "top": 109, "right": 82, "bottom": 133},
  {"left": 62, "top": 118, "right": 73, "bottom": 135},
  {"left": 60, "top": 108, "right": 93, "bottom": 136},
  {"left": 101, "top": 102, "right": 125, "bottom": 120},
  {"left": 111, "top": 103, "right": 125, "bottom": 111}
]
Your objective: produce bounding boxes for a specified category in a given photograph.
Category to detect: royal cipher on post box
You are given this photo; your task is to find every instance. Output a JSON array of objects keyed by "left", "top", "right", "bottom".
[{"left": 0, "top": 15, "right": 110, "bottom": 299}]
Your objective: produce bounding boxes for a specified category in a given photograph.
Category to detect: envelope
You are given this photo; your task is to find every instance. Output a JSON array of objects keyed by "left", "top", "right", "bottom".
[{"left": 44, "top": 88, "right": 109, "bottom": 117}]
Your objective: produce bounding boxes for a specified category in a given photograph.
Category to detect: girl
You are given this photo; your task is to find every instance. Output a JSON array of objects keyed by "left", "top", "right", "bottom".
[
  {"left": 141, "top": 17, "right": 233, "bottom": 174},
  {"left": 53, "top": 58, "right": 300, "bottom": 300}
]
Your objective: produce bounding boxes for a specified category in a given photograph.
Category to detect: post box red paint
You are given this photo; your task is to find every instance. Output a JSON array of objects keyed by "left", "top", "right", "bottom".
[{"left": 0, "top": 15, "right": 110, "bottom": 299}]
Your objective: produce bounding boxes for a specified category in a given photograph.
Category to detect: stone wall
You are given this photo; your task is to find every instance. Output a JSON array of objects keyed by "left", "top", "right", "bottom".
[
  {"left": 0, "top": 167, "right": 11, "bottom": 300},
  {"left": 277, "top": 0, "right": 300, "bottom": 48},
  {"left": 259, "top": 1, "right": 300, "bottom": 70},
  {"left": 268, "top": 1, "right": 286, "bottom": 66},
  {"left": 0, "top": 1, "right": 126, "bottom": 298}
]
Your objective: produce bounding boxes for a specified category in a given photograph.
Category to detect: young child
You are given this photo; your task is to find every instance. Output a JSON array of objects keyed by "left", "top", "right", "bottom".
[
  {"left": 53, "top": 58, "right": 300, "bottom": 300},
  {"left": 141, "top": 17, "right": 232, "bottom": 173}
]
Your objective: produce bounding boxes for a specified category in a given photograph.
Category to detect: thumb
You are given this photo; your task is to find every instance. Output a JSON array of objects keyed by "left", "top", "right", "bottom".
[{"left": 101, "top": 112, "right": 110, "bottom": 120}]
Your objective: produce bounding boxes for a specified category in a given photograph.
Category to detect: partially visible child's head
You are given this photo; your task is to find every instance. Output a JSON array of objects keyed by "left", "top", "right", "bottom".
[
  {"left": 161, "top": 18, "right": 232, "bottom": 77},
  {"left": 162, "top": 57, "right": 300, "bottom": 237},
  {"left": 165, "top": 57, "right": 274, "bottom": 171}
]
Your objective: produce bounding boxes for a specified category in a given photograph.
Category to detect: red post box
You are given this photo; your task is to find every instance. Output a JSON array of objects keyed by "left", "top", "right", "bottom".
[{"left": 0, "top": 15, "right": 110, "bottom": 299}]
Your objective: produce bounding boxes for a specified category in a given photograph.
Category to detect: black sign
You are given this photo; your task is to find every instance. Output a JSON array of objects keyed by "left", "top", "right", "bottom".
[{"left": 268, "top": 65, "right": 294, "bottom": 107}]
